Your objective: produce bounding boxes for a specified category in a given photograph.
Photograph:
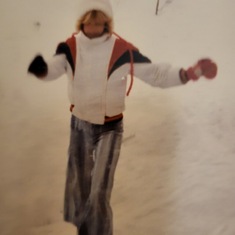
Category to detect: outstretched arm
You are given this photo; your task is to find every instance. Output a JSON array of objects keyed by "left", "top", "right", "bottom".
[
  {"left": 134, "top": 56, "right": 217, "bottom": 88},
  {"left": 28, "top": 53, "right": 67, "bottom": 81}
]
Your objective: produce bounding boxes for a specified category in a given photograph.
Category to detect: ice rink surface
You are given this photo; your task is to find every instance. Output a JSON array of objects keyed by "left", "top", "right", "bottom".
[{"left": 0, "top": 0, "right": 235, "bottom": 234}]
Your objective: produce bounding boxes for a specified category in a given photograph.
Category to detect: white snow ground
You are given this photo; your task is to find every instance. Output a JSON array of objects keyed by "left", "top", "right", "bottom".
[{"left": 0, "top": 0, "right": 235, "bottom": 234}]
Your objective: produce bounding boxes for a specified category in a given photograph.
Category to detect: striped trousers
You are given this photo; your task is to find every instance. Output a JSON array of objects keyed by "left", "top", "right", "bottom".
[{"left": 64, "top": 115, "right": 123, "bottom": 235}]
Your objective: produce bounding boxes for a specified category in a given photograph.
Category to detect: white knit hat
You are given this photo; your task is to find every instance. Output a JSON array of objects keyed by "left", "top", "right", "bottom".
[{"left": 77, "top": 0, "right": 113, "bottom": 20}]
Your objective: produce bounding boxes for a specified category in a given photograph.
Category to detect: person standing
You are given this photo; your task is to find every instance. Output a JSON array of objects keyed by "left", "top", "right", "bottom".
[{"left": 28, "top": 0, "right": 217, "bottom": 234}]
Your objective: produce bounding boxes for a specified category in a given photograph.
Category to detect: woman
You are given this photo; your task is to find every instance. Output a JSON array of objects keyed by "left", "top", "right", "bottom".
[{"left": 28, "top": 0, "right": 217, "bottom": 234}]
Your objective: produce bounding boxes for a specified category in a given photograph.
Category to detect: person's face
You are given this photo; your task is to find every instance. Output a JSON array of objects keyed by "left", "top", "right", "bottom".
[{"left": 83, "top": 18, "right": 106, "bottom": 39}]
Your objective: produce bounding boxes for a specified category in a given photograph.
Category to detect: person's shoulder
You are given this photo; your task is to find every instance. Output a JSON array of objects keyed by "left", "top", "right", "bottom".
[
  {"left": 113, "top": 35, "right": 138, "bottom": 51},
  {"left": 66, "top": 32, "right": 78, "bottom": 44}
]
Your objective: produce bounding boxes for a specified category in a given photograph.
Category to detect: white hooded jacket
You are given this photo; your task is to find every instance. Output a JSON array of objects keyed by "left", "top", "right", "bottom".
[{"left": 42, "top": 31, "right": 183, "bottom": 124}]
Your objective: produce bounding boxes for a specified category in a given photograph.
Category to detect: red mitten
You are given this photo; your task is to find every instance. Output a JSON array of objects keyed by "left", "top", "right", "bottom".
[{"left": 186, "top": 59, "right": 217, "bottom": 81}]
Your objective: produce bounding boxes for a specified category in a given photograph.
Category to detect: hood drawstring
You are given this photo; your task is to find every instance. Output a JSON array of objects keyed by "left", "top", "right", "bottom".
[{"left": 113, "top": 32, "right": 134, "bottom": 96}]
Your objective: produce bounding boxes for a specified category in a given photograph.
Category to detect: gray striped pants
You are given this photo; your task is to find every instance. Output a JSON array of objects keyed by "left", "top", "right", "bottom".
[{"left": 64, "top": 115, "right": 123, "bottom": 235}]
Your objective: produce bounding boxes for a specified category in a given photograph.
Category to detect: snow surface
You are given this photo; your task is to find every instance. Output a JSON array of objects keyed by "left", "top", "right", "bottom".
[{"left": 0, "top": 0, "right": 235, "bottom": 234}]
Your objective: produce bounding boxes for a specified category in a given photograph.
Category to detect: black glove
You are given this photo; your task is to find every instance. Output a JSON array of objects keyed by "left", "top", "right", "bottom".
[{"left": 28, "top": 55, "right": 48, "bottom": 77}]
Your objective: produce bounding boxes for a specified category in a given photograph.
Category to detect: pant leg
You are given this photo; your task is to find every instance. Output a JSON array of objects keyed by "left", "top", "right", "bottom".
[
  {"left": 85, "top": 120, "right": 123, "bottom": 235},
  {"left": 64, "top": 116, "right": 94, "bottom": 227},
  {"left": 64, "top": 116, "right": 123, "bottom": 235}
]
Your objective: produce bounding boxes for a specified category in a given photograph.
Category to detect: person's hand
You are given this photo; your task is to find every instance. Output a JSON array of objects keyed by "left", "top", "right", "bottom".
[
  {"left": 28, "top": 55, "right": 48, "bottom": 78},
  {"left": 186, "top": 58, "right": 218, "bottom": 81}
]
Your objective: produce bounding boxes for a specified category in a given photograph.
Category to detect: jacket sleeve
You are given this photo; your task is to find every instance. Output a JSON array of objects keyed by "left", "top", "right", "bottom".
[
  {"left": 41, "top": 54, "right": 67, "bottom": 81},
  {"left": 134, "top": 62, "right": 182, "bottom": 88},
  {"left": 129, "top": 49, "right": 183, "bottom": 88},
  {"left": 34, "top": 41, "right": 72, "bottom": 81}
]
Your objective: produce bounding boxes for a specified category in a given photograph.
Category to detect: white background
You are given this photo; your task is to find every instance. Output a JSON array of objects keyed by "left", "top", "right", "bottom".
[{"left": 0, "top": 0, "right": 235, "bottom": 234}]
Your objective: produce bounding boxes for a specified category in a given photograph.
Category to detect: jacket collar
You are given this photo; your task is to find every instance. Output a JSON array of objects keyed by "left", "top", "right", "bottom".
[{"left": 77, "top": 31, "right": 110, "bottom": 47}]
